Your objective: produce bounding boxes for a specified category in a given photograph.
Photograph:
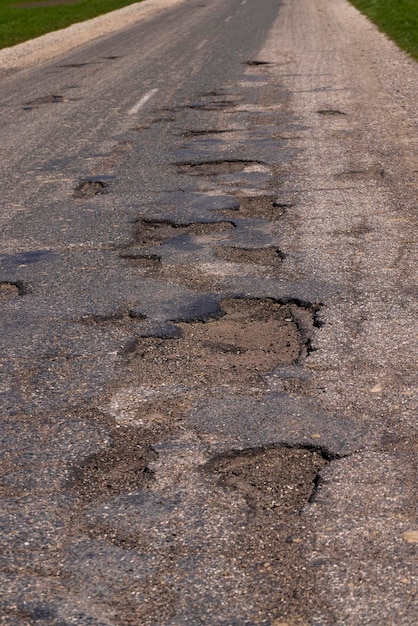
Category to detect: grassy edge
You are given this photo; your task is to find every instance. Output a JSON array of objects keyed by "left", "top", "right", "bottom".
[
  {"left": 0, "top": 0, "right": 143, "bottom": 49},
  {"left": 348, "top": 0, "right": 418, "bottom": 61}
]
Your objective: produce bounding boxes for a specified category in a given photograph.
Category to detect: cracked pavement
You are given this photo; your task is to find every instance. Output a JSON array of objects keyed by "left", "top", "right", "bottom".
[{"left": 0, "top": 0, "right": 417, "bottom": 623}]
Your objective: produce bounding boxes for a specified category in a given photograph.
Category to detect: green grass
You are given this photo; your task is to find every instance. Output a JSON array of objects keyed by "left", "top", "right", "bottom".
[
  {"left": 349, "top": 0, "right": 418, "bottom": 60},
  {"left": 0, "top": 0, "right": 143, "bottom": 49}
]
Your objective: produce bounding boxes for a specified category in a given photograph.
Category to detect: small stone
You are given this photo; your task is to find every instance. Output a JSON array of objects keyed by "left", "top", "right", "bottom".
[
  {"left": 370, "top": 384, "right": 382, "bottom": 393},
  {"left": 402, "top": 530, "right": 418, "bottom": 543}
]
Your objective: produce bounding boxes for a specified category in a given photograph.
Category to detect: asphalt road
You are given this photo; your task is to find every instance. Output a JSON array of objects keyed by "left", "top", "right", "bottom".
[{"left": 0, "top": 0, "right": 417, "bottom": 624}]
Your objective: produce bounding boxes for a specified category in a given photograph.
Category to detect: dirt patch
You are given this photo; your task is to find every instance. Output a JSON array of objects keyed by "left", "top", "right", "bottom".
[
  {"left": 0, "top": 281, "right": 22, "bottom": 300},
  {"left": 216, "top": 246, "right": 285, "bottom": 267},
  {"left": 133, "top": 219, "right": 234, "bottom": 247},
  {"left": 123, "top": 298, "right": 306, "bottom": 391}
]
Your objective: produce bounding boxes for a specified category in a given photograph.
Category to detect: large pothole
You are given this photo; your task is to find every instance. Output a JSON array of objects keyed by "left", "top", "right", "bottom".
[
  {"left": 122, "top": 297, "right": 309, "bottom": 392},
  {"left": 78, "top": 443, "right": 327, "bottom": 625}
]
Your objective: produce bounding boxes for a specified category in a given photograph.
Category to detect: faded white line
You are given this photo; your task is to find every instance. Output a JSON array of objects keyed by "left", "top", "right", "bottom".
[
  {"left": 197, "top": 39, "right": 208, "bottom": 49},
  {"left": 225, "top": 15, "right": 233, "bottom": 22},
  {"left": 241, "top": 0, "right": 247, "bottom": 4},
  {"left": 128, "top": 88, "right": 159, "bottom": 115}
]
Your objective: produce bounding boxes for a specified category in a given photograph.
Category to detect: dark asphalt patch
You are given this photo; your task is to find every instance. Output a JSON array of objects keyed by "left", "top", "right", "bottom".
[
  {"left": 0, "top": 249, "right": 56, "bottom": 269},
  {"left": 186, "top": 392, "right": 359, "bottom": 457}
]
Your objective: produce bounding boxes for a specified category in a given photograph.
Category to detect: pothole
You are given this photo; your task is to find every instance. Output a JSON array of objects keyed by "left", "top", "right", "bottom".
[
  {"left": 0, "top": 281, "right": 23, "bottom": 300},
  {"left": 335, "top": 167, "right": 385, "bottom": 181},
  {"left": 245, "top": 60, "right": 272, "bottom": 66},
  {"left": 181, "top": 101, "right": 237, "bottom": 111},
  {"left": 317, "top": 109, "right": 346, "bottom": 116},
  {"left": 73, "top": 179, "right": 109, "bottom": 198},
  {"left": 59, "top": 63, "right": 91, "bottom": 68},
  {"left": 132, "top": 219, "right": 234, "bottom": 248},
  {"left": 25, "top": 94, "right": 64, "bottom": 105},
  {"left": 217, "top": 195, "right": 286, "bottom": 220},
  {"left": 177, "top": 159, "right": 263, "bottom": 176},
  {"left": 181, "top": 129, "right": 237, "bottom": 138},
  {"left": 68, "top": 427, "right": 155, "bottom": 502},
  {"left": 78, "top": 309, "right": 146, "bottom": 327},
  {"left": 205, "top": 445, "right": 327, "bottom": 515},
  {"left": 201, "top": 445, "right": 327, "bottom": 620},
  {"left": 119, "top": 251, "right": 161, "bottom": 271},
  {"left": 123, "top": 298, "right": 314, "bottom": 390},
  {"left": 215, "top": 246, "right": 285, "bottom": 266},
  {"left": 69, "top": 396, "right": 191, "bottom": 502}
]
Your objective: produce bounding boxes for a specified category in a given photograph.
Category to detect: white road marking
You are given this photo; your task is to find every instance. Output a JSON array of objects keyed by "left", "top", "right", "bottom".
[
  {"left": 225, "top": 15, "right": 233, "bottom": 22},
  {"left": 128, "top": 88, "right": 159, "bottom": 115},
  {"left": 197, "top": 39, "right": 208, "bottom": 49},
  {"left": 241, "top": 0, "right": 247, "bottom": 4}
]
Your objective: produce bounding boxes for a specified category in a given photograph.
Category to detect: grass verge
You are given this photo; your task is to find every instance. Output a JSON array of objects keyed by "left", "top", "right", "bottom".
[
  {"left": 0, "top": 0, "right": 142, "bottom": 49},
  {"left": 349, "top": 0, "right": 418, "bottom": 60}
]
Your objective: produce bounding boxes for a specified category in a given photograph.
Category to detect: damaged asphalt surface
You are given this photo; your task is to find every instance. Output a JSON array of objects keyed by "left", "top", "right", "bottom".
[{"left": 0, "top": 0, "right": 417, "bottom": 623}]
